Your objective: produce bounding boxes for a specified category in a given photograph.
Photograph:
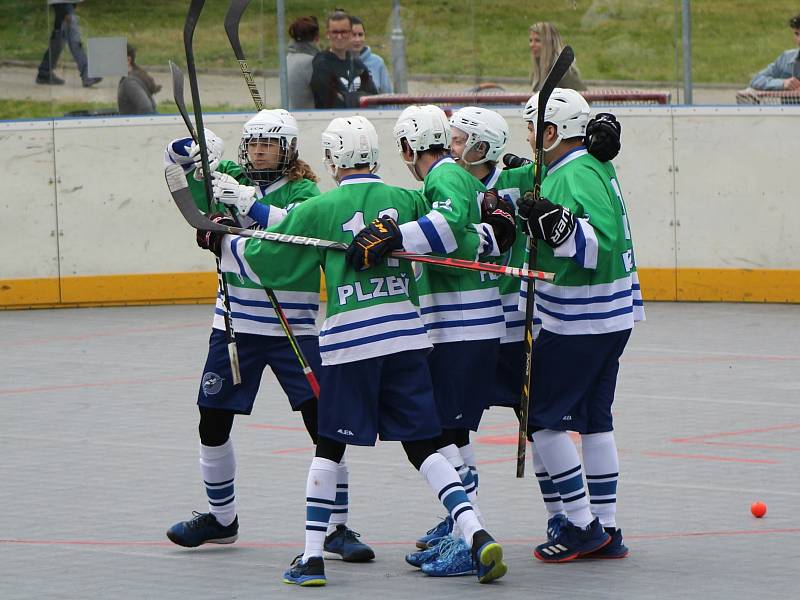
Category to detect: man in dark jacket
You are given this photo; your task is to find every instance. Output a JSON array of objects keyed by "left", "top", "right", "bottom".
[{"left": 310, "top": 10, "right": 377, "bottom": 109}]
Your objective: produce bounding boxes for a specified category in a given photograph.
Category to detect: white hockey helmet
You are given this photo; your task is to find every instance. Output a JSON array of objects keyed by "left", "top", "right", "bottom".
[
  {"left": 522, "top": 88, "right": 590, "bottom": 146},
  {"left": 393, "top": 105, "right": 451, "bottom": 155},
  {"left": 449, "top": 106, "right": 509, "bottom": 165},
  {"left": 238, "top": 109, "right": 299, "bottom": 185},
  {"left": 321, "top": 116, "right": 379, "bottom": 178}
]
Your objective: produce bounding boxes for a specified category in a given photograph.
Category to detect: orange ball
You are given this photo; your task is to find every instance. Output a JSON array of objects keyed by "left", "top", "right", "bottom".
[{"left": 750, "top": 501, "right": 767, "bottom": 518}]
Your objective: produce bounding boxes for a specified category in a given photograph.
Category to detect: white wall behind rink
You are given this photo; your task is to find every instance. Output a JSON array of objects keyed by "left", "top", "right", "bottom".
[{"left": 0, "top": 106, "right": 797, "bottom": 289}]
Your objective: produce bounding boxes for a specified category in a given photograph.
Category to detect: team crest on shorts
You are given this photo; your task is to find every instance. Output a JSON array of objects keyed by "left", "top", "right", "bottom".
[{"left": 201, "top": 371, "right": 224, "bottom": 396}]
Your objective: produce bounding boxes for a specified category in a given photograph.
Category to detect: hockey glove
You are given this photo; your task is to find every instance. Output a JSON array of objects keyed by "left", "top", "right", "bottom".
[
  {"left": 196, "top": 213, "right": 236, "bottom": 257},
  {"left": 518, "top": 192, "right": 576, "bottom": 248},
  {"left": 212, "top": 172, "right": 257, "bottom": 216},
  {"left": 502, "top": 153, "right": 532, "bottom": 169},
  {"left": 481, "top": 189, "right": 517, "bottom": 254},
  {"left": 190, "top": 129, "right": 225, "bottom": 180},
  {"left": 345, "top": 215, "right": 403, "bottom": 271},
  {"left": 585, "top": 113, "right": 621, "bottom": 162}
]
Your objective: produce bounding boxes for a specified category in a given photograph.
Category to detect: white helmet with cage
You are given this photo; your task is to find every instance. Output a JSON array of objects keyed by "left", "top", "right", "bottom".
[
  {"left": 449, "top": 106, "right": 509, "bottom": 165},
  {"left": 238, "top": 109, "right": 299, "bottom": 185},
  {"left": 522, "top": 88, "right": 590, "bottom": 151},
  {"left": 321, "top": 115, "right": 379, "bottom": 179}
]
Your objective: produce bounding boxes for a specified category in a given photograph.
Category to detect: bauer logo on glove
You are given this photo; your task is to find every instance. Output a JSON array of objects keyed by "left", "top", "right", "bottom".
[{"left": 518, "top": 192, "right": 576, "bottom": 248}]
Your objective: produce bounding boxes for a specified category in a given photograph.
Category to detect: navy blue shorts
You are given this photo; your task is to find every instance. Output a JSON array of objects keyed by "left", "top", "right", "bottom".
[
  {"left": 197, "top": 328, "right": 322, "bottom": 415},
  {"left": 528, "top": 328, "right": 631, "bottom": 433},
  {"left": 428, "top": 339, "right": 500, "bottom": 431},
  {"left": 488, "top": 341, "right": 525, "bottom": 409},
  {"left": 317, "top": 349, "right": 441, "bottom": 446}
]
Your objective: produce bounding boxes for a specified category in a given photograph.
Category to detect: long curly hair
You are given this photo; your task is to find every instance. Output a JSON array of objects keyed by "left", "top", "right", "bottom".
[{"left": 286, "top": 157, "right": 319, "bottom": 183}]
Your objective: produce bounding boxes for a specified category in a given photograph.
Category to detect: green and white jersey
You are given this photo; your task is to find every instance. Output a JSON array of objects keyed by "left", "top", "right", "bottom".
[
  {"left": 219, "top": 174, "right": 432, "bottom": 366},
  {"left": 520, "top": 147, "right": 645, "bottom": 335},
  {"left": 178, "top": 157, "right": 322, "bottom": 338},
  {"left": 398, "top": 157, "right": 505, "bottom": 344}
]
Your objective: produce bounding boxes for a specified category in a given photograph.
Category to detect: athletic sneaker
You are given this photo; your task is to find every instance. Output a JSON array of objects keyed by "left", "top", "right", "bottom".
[
  {"left": 471, "top": 530, "right": 508, "bottom": 584},
  {"left": 547, "top": 513, "right": 568, "bottom": 541},
  {"left": 166, "top": 511, "right": 238, "bottom": 547},
  {"left": 406, "top": 535, "right": 448, "bottom": 568},
  {"left": 323, "top": 525, "right": 375, "bottom": 562},
  {"left": 283, "top": 555, "right": 326, "bottom": 587},
  {"left": 577, "top": 527, "right": 629, "bottom": 559},
  {"left": 420, "top": 537, "right": 475, "bottom": 577},
  {"left": 416, "top": 515, "right": 453, "bottom": 549},
  {"left": 534, "top": 517, "right": 611, "bottom": 563}
]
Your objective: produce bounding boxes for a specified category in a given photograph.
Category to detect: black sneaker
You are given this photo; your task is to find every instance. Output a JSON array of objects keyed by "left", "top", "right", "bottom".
[
  {"left": 323, "top": 525, "right": 375, "bottom": 562},
  {"left": 82, "top": 77, "right": 103, "bottom": 88},
  {"left": 166, "top": 511, "right": 238, "bottom": 547},
  {"left": 283, "top": 555, "right": 326, "bottom": 586},
  {"left": 36, "top": 74, "right": 65, "bottom": 85}
]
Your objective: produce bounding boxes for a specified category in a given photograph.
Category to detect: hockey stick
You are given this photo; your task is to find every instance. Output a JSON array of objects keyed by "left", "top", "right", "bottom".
[
  {"left": 219, "top": 0, "right": 320, "bottom": 399},
  {"left": 166, "top": 164, "right": 554, "bottom": 282},
  {"left": 516, "top": 46, "right": 575, "bottom": 478},
  {"left": 182, "top": 0, "right": 241, "bottom": 385},
  {"left": 224, "top": 0, "right": 265, "bottom": 110}
]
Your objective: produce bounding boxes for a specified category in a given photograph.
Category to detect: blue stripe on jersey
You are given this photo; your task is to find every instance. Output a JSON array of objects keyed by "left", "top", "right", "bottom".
[
  {"left": 420, "top": 299, "right": 501, "bottom": 315},
  {"left": 219, "top": 292, "right": 318, "bottom": 311},
  {"left": 535, "top": 288, "right": 633, "bottom": 305},
  {"left": 230, "top": 238, "right": 248, "bottom": 280},
  {"left": 320, "top": 311, "right": 421, "bottom": 336},
  {"left": 575, "top": 224, "right": 587, "bottom": 267},
  {"left": 418, "top": 215, "right": 447, "bottom": 253},
  {"left": 536, "top": 304, "right": 633, "bottom": 322},
  {"left": 634, "top": 299, "right": 644, "bottom": 306},
  {"left": 248, "top": 202, "right": 270, "bottom": 227},
  {"left": 424, "top": 315, "right": 506, "bottom": 330},
  {"left": 214, "top": 308, "right": 316, "bottom": 326},
  {"left": 320, "top": 326, "right": 429, "bottom": 352}
]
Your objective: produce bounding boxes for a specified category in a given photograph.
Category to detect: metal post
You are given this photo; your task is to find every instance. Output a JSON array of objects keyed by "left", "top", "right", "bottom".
[
  {"left": 277, "top": 0, "right": 289, "bottom": 108},
  {"left": 681, "top": 0, "right": 692, "bottom": 105},
  {"left": 391, "top": 0, "right": 408, "bottom": 93}
]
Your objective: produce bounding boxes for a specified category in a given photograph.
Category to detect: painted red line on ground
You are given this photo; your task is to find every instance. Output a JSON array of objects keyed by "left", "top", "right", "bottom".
[
  {"left": 9, "top": 322, "right": 207, "bottom": 347},
  {"left": 673, "top": 423, "right": 800, "bottom": 443},
  {"left": 477, "top": 432, "right": 580, "bottom": 445},
  {"left": 245, "top": 424, "right": 308, "bottom": 432},
  {"left": 673, "top": 440, "right": 800, "bottom": 452},
  {"left": 271, "top": 446, "right": 314, "bottom": 455},
  {"left": 623, "top": 354, "right": 800, "bottom": 364},
  {"left": 0, "top": 375, "right": 196, "bottom": 395},
  {"left": 641, "top": 451, "right": 778, "bottom": 464},
  {"left": 3, "top": 527, "right": 798, "bottom": 549}
]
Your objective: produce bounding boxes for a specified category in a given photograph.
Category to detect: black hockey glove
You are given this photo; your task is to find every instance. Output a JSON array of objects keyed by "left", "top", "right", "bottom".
[
  {"left": 502, "top": 153, "right": 532, "bottom": 169},
  {"left": 481, "top": 189, "right": 517, "bottom": 253},
  {"left": 585, "top": 112, "right": 622, "bottom": 162},
  {"left": 196, "top": 212, "right": 236, "bottom": 257},
  {"left": 517, "top": 192, "right": 576, "bottom": 248},
  {"left": 345, "top": 215, "right": 404, "bottom": 271}
]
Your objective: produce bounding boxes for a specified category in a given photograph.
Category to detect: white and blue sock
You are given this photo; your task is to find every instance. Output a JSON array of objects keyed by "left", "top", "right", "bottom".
[
  {"left": 420, "top": 453, "right": 482, "bottom": 547},
  {"left": 327, "top": 459, "right": 349, "bottom": 533},
  {"left": 532, "top": 447, "right": 565, "bottom": 517},
  {"left": 302, "top": 457, "right": 338, "bottom": 562},
  {"left": 200, "top": 439, "right": 236, "bottom": 527},
  {"left": 532, "top": 430, "right": 593, "bottom": 528},
  {"left": 582, "top": 431, "right": 619, "bottom": 529},
  {"left": 459, "top": 443, "right": 479, "bottom": 492},
  {"left": 438, "top": 443, "right": 482, "bottom": 529}
]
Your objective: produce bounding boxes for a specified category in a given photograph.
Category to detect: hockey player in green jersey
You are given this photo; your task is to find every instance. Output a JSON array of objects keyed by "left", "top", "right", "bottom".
[
  {"left": 355, "top": 105, "right": 516, "bottom": 576},
  {"left": 516, "top": 88, "right": 644, "bottom": 562},
  {"left": 197, "top": 115, "right": 508, "bottom": 586},
  {"left": 163, "top": 109, "right": 374, "bottom": 562}
]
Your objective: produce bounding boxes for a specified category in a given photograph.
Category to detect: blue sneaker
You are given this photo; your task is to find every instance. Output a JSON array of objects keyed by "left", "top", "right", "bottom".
[
  {"left": 166, "top": 512, "right": 238, "bottom": 547},
  {"left": 405, "top": 535, "right": 449, "bottom": 568},
  {"left": 547, "top": 513, "right": 568, "bottom": 541},
  {"left": 323, "top": 525, "right": 375, "bottom": 562},
  {"left": 534, "top": 517, "right": 611, "bottom": 563},
  {"left": 472, "top": 531, "right": 508, "bottom": 584},
  {"left": 283, "top": 555, "right": 326, "bottom": 587},
  {"left": 420, "top": 537, "right": 476, "bottom": 577},
  {"left": 578, "top": 527, "right": 629, "bottom": 559},
  {"left": 416, "top": 516, "right": 453, "bottom": 549}
]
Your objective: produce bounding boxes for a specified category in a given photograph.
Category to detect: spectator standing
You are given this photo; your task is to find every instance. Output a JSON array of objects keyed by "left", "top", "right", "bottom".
[
  {"left": 749, "top": 14, "right": 800, "bottom": 91},
  {"left": 310, "top": 10, "right": 377, "bottom": 109},
  {"left": 118, "top": 44, "right": 159, "bottom": 115},
  {"left": 36, "top": 0, "right": 102, "bottom": 87},
  {"left": 350, "top": 16, "right": 393, "bottom": 94},
  {"left": 287, "top": 16, "right": 321, "bottom": 109},
  {"left": 529, "top": 21, "right": 585, "bottom": 92}
]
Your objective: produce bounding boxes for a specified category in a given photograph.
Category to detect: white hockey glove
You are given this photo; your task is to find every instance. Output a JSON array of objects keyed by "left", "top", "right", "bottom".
[
  {"left": 190, "top": 129, "right": 224, "bottom": 180},
  {"left": 212, "top": 172, "right": 257, "bottom": 216}
]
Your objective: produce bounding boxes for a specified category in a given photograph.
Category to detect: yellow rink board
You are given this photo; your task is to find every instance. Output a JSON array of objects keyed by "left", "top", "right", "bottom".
[{"left": 1, "top": 268, "right": 799, "bottom": 310}]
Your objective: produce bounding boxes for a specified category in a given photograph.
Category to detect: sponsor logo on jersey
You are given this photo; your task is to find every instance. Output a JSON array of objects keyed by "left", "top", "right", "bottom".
[
  {"left": 201, "top": 372, "right": 224, "bottom": 396},
  {"left": 337, "top": 428, "right": 354, "bottom": 436}
]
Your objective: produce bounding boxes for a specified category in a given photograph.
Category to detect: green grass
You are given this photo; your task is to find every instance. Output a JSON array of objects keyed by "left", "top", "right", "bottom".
[
  {"left": 0, "top": 0, "right": 796, "bottom": 84},
  {"left": 0, "top": 99, "right": 255, "bottom": 121}
]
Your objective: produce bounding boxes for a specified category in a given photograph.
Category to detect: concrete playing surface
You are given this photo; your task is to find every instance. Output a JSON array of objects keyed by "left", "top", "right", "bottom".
[{"left": 1, "top": 302, "right": 798, "bottom": 599}]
